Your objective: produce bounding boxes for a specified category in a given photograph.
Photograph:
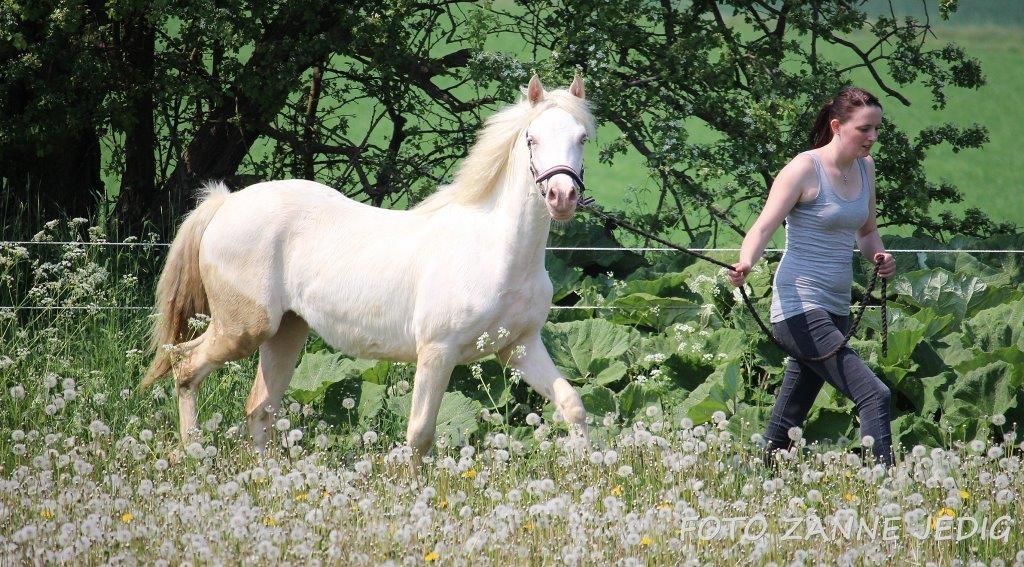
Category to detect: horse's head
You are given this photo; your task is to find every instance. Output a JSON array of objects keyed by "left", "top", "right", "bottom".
[{"left": 524, "top": 75, "right": 589, "bottom": 221}]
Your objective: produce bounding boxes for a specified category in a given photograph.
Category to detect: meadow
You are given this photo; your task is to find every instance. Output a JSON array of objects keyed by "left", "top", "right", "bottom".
[
  {"left": 2, "top": 215, "right": 1024, "bottom": 564},
  {"left": 4, "top": 3, "right": 1024, "bottom": 565}
]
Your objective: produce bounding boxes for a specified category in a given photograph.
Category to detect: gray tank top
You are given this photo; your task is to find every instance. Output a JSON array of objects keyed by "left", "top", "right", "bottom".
[{"left": 770, "top": 151, "right": 870, "bottom": 323}]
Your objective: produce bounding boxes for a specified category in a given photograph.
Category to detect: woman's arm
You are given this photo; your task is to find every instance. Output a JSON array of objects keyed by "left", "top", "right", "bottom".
[
  {"left": 855, "top": 156, "right": 896, "bottom": 278},
  {"left": 728, "top": 156, "right": 811, "bottom": 287}
]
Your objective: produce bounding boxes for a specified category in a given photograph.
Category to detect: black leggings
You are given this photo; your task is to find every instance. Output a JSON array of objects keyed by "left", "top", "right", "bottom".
[{"left": 763, "top": 309, "right": 893, "bottom": 466}]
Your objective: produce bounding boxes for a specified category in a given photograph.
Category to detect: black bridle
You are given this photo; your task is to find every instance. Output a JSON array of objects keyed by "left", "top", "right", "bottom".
[{"left": 526, "top": 132, "right": 587, "bottom": 199}]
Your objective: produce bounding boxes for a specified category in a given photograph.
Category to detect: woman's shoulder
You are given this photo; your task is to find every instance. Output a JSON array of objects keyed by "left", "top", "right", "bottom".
[{"left": 777, "top": 151, "right": 818, "bottom": 181}]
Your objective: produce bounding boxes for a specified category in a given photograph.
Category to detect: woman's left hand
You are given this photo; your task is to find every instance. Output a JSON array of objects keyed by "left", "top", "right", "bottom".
[{"left": 874, "top": 252, "right": 896, "bottom": 278}]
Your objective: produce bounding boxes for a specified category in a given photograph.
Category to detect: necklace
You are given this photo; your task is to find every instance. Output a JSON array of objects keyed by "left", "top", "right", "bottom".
[{"left": 832, "top": 147, "right": 856, "bottom": 186}]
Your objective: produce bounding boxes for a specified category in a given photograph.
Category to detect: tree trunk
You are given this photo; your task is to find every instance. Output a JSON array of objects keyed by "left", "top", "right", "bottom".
[{"left": 116, "top": 12, "right": 158, "bottom": 236}]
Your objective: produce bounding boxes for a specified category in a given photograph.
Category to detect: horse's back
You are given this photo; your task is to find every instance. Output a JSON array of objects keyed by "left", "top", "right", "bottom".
[{"left": 197, "top": 179, "right": 424, "bottom": 355}]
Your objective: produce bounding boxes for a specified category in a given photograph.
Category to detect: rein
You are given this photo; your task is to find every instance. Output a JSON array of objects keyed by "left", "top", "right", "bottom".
[{"left": 574, "top": 199, "right": 889, "bottom": 364}]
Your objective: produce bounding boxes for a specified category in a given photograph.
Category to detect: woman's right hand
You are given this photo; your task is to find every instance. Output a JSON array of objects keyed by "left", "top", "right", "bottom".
[{"left": 727, "top": 261, "right": 751, "bottom": 287}]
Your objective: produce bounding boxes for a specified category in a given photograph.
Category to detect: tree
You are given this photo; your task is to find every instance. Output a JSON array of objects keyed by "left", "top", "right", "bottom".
[
  {"left": 0, "top": 0, "right": 1013, "bottom": 242},
  {"left": 503, "top": 0, "right": 1013, "bottom": 241},
  {"left": 1, "top": 0, "right": 511, "bottom": 235}
]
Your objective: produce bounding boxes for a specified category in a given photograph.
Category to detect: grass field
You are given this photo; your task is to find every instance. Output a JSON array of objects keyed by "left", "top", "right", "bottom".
[{"left": 2, "top": 232, "right": 1024, "bottom": 564}]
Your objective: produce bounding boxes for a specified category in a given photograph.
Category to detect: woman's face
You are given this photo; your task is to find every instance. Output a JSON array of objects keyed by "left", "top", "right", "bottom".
[{"left": 832, "top": 105, "right": 883, "bottom": 158}]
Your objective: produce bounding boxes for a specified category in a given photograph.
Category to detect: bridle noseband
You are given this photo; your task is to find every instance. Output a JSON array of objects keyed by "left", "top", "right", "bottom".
[{"left": 526, "top": 132, "right": 591, "bottom": 205}]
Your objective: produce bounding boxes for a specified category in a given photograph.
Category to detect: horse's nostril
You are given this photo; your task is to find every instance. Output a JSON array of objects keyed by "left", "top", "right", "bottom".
[{"left": 568, "top": 188, "right": 577, "bottom": 201}]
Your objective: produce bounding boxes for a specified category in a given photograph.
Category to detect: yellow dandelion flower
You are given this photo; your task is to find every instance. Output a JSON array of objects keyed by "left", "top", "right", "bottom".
[
  {"left": 843, "top": 493, "right": 855, "bottom": 502},
  {"left": 657, "top": 501, "right": 673, "bottom": 510},
  {"left": 461, "top": 469, "right": 477, "bottom": 479},
  {"left": 611, "top": 485, "right": 623, "bottom": 496},
  {"left": 294, "top": 492, "right": 309, "bottom": 502},
  {"left": 40, "top": 509, "right": 54, "bottom": 520},
  {"left": 930, "top": 508, "right": 956, "bottom": 530},
  {"left": 120, "top": 513, "right": 134, "bottom": 523},
  {"left": 263, "top": 516, "right": 278, "bottom": 527},
  {"left": 322, "top": 490, "right": 330, "bottom": 499},
  {"left": 424, "top": 551, "right": 439, "bottom": 562},
  {"left": 523, "top": 521, "right": 535, "bottom": 533},
  {"left": 436, "top": 498, "right": 448, "bottom": 509},
  {"left": 959, "top": 490, "right": 970, "bottom": 500},
  {"left": 641, "top": 536, "right": 653, "bottom": 546}
]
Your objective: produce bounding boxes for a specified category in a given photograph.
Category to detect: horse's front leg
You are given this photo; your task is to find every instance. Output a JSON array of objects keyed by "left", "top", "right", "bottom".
[
  {"left": 406, "top": 344, "right": 457, "bottom": 466},
  {"left": 499, "top": 333, "right": 588, "bottom": 441}
]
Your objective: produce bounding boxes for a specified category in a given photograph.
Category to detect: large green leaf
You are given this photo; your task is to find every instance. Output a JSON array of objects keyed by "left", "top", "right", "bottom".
[
  {"left": 892, "top": 268, "right": 1019, "bottom": 323},
  {"left": 620, "top": 271, "right": 698, "bottom": 300},
  {"left": 546, "top": 254, "right": 584, "bottom": 302},
  {"left": 962, "top": 299, "right": 1024, "bottom": 352},
  {"left": 892, "top": 413, "right": 945, "bottom": 448},
  {"left": 288, "top": 352, "right": 378, "bottom": 404},
  {"left": 580, "top": 384, "right": 617, "bottom": 422},
  {"left": 360, "top": 360, "right": 394, "bottom": 385},
  {"left": 953, "top": 347, "right": 1024, "bottom": 387},
  {"left": 877, "top": 324, "right": 924, "bottom": 368},
  {"left": 542, "top": 319, "right": 640, "bottom": 385},
  {"left": 805, "top": 407, "right": 854, "bottom": 443},
  {"left": 617, "top": 382, "right": 663, "bottom": 420},
  {"left": 888, "top": 368, "right": 952, "bottom": 415},
  {"left": 356, "top": 381, "right": 388, "bottom": 428},
  {"left": 449, "top": 359, "right": 512, "bottom": 410},
  {"left": 384, "top": 391, "right": 482, "bottom": 446},
  {"left": 935, "top": 333, "right": 974, "bottom": 369},
  {"left": 725, "top": 404, "right": 771, "bottom": 437},
  {"left": 676, "top": 360, "right": 744, "bottom": 423},
  {"left": 547, "top": 217, "right": 645, "bottom": 274},
  {"left": 941, "top": 361, "right": 1019, "bottom": 441},
  {"left": 607, "top": 293, "right": 703, "bottom": 330},
  {"left": 433, "top": 392, "right": 484, "bottom": 446}
]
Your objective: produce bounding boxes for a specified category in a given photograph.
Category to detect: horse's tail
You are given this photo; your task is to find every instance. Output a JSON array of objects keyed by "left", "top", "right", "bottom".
[{"left": 141, "top": 182, "right": 230, "bottom": 389}]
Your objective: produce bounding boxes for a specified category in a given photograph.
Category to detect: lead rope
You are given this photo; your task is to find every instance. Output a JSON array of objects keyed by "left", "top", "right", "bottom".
[{"left": 576, "top": 200, "right": 888, "bottom": 364}]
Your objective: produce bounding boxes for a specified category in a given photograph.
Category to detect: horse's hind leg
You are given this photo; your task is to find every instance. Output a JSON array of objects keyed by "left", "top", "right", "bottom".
[
  {"left": 245, "top": 312, "right": 309, "bottom": 452},
  {"left": 175, "top": 273, "right": 274, "bottom": 441},
  {"left": 175, "top": 317, "right": 271, "bottom": 441}
]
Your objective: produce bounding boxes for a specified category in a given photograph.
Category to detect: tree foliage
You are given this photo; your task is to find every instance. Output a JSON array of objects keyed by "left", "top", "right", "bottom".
[
  {"left": 0, "top": 0, "right": 1013, "bottom": 240},
  {"left": 509, "top": 0, "right": 1011, "bottom": 239}
]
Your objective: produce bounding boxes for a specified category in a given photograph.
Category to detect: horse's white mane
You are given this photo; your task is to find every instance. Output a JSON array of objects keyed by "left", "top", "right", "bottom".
[{"left": 413, "top": 88, "right": 595, "bottom": 213}]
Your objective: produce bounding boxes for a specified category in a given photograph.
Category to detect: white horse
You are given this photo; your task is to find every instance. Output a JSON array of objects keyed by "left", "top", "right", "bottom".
[{"left": 142, "top": 75, "right": 594, "bottom": 459}]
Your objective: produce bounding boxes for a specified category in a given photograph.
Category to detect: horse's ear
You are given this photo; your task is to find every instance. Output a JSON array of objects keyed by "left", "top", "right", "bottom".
[
  {"left": 569, "top": 74, "right": 585, "bottom": 99},
  {"left": 527, "top": 75, "right": 545, "bottom": 106}
]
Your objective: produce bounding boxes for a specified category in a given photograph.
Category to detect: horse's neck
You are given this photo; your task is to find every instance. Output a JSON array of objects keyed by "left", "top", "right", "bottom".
[{"left": 487, "top": 177, "right": 550, "bottom": 276}]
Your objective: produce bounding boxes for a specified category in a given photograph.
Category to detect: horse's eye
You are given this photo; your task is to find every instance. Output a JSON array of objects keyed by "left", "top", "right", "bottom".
[{"left": 580, "top": 135, "right": 588, "bottom": 145}]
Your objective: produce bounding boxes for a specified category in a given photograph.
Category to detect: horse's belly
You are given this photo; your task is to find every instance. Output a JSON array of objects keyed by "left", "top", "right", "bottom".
[{"left": 311, "top": 313, "right": 417, "bottom": 362}]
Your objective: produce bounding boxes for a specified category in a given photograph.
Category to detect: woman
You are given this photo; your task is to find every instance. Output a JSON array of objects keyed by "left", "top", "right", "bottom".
[{"left": 727, "top": 87, "right": 897, "bottom": 467}]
